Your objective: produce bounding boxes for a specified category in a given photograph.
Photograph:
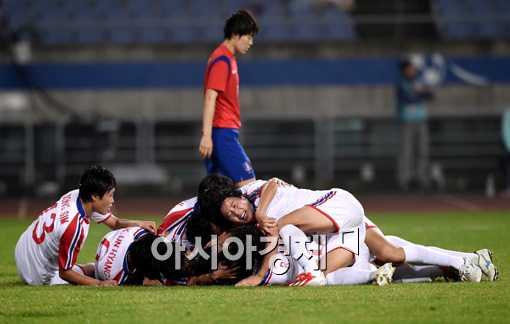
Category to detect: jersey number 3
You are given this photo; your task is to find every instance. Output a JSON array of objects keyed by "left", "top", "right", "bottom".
[{"left": 32, "top": 213, "right": 57, "bottom": 244}]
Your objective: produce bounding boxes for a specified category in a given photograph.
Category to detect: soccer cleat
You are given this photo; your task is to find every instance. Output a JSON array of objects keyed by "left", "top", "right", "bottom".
[
  {"left": 287, "top": 271, "right": 327, "bottom": 286},
  {"left": 458, "top": 257, "right": 482, "bottom": 282},
  {"left": 474, "top": 249, "right": 498, "bottom": 281},
  {"left": 372, "top": 263, "right": 395, "bottom": 286}
]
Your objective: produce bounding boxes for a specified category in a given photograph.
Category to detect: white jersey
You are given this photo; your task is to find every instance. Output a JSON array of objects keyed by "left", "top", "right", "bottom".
[
  {"left": 15, "top": 189, "right": 111, "bottom": 285},
  {"left": 95, "top": 227, "right": 148, "bottom": 284},
  {"left": 157, "top": 197, "right": 197, "bottom": 249},
  {"left": 240, "top": 180, "right": 364, "bottom": 231}
]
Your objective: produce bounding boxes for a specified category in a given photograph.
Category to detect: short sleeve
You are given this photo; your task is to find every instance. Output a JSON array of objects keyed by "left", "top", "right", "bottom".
[
  {"left": 58, "top": 216, "right": 83, "bottom": 270},
  {"left": 206, "top": 60, "right": 229, "bottom": 92},
  {"left": 91, "top": 211, "right": 112, "bottom": 224}
]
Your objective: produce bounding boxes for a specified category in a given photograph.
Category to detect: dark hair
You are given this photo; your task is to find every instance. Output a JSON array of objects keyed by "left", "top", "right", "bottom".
[
  {"left": 224, "top": 10, "right": 259, "bottom": 39},
  {"left": 153, "top": 241, "right": 210, "bottom": 280},
  {"left": 197, "top": 174, "right": 239, "bottom": 230},
  {"left": 124, "top": 233, "right": 161, "bottom": 284},
  {"left": 186, "top": 209, "right": 214, "bottom": 246},
  {"left": 78, "top": 165, "right": 116, "bottom": 202},
  {"left": 198, "top": 173, "right": 234, "bottom": 195},
  {"left": 216, "top": 223, "right": 265, "bottom": 285}
]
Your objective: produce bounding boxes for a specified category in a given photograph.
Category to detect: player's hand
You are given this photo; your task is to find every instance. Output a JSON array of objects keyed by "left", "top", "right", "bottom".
[
  {"left": 255, "top": 213, "right": 277, "bottom": 236},
  {"left": 97, "top": 280, "right": 117, "bottom": 286},
  {"left": 143, "top": 277, "right": 163, "bottom": 286},
  {"left": 136, "top": 220, "right": 157, "bottom": 233},
  {"left": 199, "top": 135, "right": 213, "bottom": 159},
  {"left": 268, "top": 177, "right": 293, "bottom": 187},
  {"left": 234, "top": 273, "right": 263, "bottom": 287},
  {"left": 213, "top": 263, "right": 241, "bottom": 281}
]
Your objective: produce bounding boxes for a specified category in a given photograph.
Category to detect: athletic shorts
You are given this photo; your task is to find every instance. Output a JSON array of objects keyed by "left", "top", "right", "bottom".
[
  {"left": 205, "top": 128, "right": 255, "bottom": 183},
  {"left": 306, "top": 189, "right": 365, "bottom": 232}
]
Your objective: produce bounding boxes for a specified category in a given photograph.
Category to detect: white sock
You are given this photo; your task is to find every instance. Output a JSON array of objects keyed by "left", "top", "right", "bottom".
[
  {"left": 326, "top": 267, "right": 373, "bottom": 285},
  {"left": 402, "top": 244, "right": 464, "bottom": 270},
  {"left": 393, "top": 264, "right": 444, "bottom": 281},
  {"left": 279, "top": 224, "right": 318, "bottom": 274},
  {"left": 428, "top": 247, "right": 477, "bottom": 262},
  {"left": 385, "top": 235, "right": 413, "bottom": 247}
]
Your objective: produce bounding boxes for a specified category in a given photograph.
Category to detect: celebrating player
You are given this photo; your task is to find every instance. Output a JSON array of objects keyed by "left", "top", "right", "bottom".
[{"left": 14, "top": 165, "right": 156, "bottom": 286}]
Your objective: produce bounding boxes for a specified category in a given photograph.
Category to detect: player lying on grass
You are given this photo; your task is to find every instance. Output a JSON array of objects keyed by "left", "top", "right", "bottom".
[
  {"left": 14, "top": 165, "right": 156, "bottom": 286},
  {"left": 198, "top": 177, "right": 486, "bottom": 286},
  {"left": 95, "top": 223, "right": 264, "bottom": 286},
  {"left": 199, "top": 176, "right": 378, "bottom": 286}
]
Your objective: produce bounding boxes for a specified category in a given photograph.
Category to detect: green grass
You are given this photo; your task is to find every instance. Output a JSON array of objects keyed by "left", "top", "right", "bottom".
[{"left": 1, "top": 212, "right": 509, "bottom": 323}]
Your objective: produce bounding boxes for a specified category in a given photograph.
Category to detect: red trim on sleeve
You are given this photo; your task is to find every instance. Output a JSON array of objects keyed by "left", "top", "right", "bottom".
[{"left": 96, "top": 213, "right": 112, "bottom": 224}]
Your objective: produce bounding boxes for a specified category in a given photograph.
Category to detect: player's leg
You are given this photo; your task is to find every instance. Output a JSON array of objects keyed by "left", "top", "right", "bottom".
[
  {"left": 365, "top": 228, "right": 406, "bottom": 264},
  {"left": 279, "top": 224, "right": 326, "bottom": 285},
  {"left": 383, "top": 235, "right": 481, "bottom": 282}
]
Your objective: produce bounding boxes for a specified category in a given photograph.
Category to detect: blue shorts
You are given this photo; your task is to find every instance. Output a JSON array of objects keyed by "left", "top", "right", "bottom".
[{"left": 205, "top": 128, "right": 255, "bottom": 183}]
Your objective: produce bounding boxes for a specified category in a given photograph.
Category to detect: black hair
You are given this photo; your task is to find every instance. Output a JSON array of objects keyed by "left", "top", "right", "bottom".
[
  {"left": 124, "top": 233, "right": 161, "bottom": 285},
  {"left": 216, "top": 223, "right": 265, "bottom": 285},
  {"left": 198, "top": 173, "right": 234, "bottom": 195},
  {"left": 186, "top": 209, "right": 214, "bottom": 246},
  {"left": 197, "top": 174, "right": 239, "bottom": 230},
  {"left": 152, "top": 241, "right": 210, "bottom": 280},
  {"left": 224, "top": 10, "right": 259, "bottom": 39},
  {"left": 78, "top": 165, "right": 116, "bottom": 202}
]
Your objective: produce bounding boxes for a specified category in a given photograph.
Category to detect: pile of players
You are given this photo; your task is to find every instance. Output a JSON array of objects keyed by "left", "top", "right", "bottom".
[{"left": 15, "top": 166, "right": 498, "bottom": 287}]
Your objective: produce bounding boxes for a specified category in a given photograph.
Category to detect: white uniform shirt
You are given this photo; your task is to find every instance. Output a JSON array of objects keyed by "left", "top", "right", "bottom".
[
  {"left": 15, "top": 189, "right": 110, "bottom": 285},
  {"left": 95, "top": 227, "right": 148, "bottom": 284},
  {"left": 157, "top": 197, "right": 197, "bottom": 248}
]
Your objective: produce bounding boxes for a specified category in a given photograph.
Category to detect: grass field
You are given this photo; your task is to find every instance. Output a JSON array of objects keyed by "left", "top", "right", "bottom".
[{"left": 1, "top": 212, "right": 509, "bottom": 323}]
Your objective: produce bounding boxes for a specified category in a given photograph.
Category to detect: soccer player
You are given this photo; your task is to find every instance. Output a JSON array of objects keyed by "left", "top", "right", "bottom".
[
  {"left": 198, "top": 10, "right": 259, "bottom": 188},
  {"left": 199, "top": 178, "right": 368, "bottom": 286},
  {"left": 14, "top": 165, "right": 156, "bottom": 286},
  {"left": 199, "top": 176, "right": 486, "bottom": 285}
]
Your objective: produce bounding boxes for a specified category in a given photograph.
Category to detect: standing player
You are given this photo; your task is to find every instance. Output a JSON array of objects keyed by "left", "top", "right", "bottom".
[
  {"left": 14, "top": 165, "right": 156, "bottom": 286},
  {"left": 198, "top": 10, "right": 259, "bottom": 188}
]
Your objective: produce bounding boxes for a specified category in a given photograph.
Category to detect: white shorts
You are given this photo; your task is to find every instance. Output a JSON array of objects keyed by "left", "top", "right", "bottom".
[{"left": 306, "top": 189, "right": 365, "bottom": 232}]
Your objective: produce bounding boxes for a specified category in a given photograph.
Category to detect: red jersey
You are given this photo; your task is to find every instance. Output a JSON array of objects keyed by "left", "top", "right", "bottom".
[{"left": 204, "top": 44, "right": 241, "bottom": 129}]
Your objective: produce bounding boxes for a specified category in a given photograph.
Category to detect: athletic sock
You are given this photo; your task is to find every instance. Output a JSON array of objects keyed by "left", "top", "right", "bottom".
[
  {"left": 428, "top": 247, "right": 477, "bottom": 262},
  {"left": 326, "top": 267, "right": 373, "bottom": 285},
  {"left": 279, "top": 224, "right": 319, "bottom": 274},
  {"left": 402, "top": 244, "right": 464, "bottom": 270}
]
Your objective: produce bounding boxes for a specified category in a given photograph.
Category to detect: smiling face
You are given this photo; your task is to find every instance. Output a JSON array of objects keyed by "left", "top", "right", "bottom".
[
  {"left": 220, "top": 196, "right": 255, "bottom": 224},
  {"left": 92, "top": 188, "right": 115, "bottom": 215}
]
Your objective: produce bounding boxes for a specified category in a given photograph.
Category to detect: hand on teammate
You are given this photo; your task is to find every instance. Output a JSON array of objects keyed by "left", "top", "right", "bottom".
[
  {"left": 136, "top": 220, "right": 157, "bottom": 233},
  {"left": 255, "top": 213, "right": 277, "bottom": 236},
  {"left": 199, "top": 135, "right": 213, "bottom": 159},
  {"left": 97, "top": 279, "right": 118, "bottom": 287}
]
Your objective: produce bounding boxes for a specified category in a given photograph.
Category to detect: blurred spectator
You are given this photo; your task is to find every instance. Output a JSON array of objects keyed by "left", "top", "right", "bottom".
[
  {"left": 395, "top": 59, "right": 434, "bottom": 192},
  {"left": 500, "top": 108, "right": 510, "bottom": 196}
]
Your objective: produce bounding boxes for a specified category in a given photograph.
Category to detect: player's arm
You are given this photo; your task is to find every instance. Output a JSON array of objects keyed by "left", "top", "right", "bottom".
[
  {"left": 102, "top": 214, "right": 156, "bottom": 233},
  {"left": 235, "top": 228, "right": 279, "bottom": 287},
  {"left": 59, "top": 268, "right": 117, "bottom": 286},
  {"left": 255, "top": 181, "right": 278, "bottom": 235},
  {"left": 199, "top": 88, "right": 219, "bottom": 159}
]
